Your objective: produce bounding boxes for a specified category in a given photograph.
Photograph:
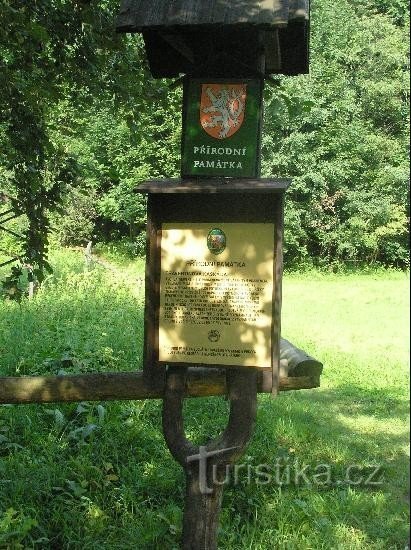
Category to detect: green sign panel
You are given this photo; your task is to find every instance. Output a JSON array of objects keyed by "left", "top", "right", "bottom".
[{"left": 181, "top": 79, "right": 263, "bottom": 178}]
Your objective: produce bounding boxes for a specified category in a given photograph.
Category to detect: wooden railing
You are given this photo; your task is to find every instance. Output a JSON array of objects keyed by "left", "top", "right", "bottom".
[
  {"left": 0, "top": 340, "right": 323, "bottom": 405},
  {"left": 0, "top": 194, "right": 24, "bottom": 269}
]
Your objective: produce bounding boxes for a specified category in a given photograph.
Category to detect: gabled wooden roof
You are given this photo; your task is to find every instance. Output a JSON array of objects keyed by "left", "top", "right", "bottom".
[
  {"left": 116, "top": 0, "right": 309, "bottom": 77},
  {"left": 117, "top": 0, "right": 309, "bottom": 31}
]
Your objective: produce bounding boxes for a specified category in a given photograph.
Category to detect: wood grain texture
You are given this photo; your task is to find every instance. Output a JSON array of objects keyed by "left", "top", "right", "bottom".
[
  {"left": 116, "top": 0, "right": 309, "bottom": 31},
  {"left": 136, "top": 178, "right": 291, "bottom": 194},
  {"left": 289, "top": 0, "right": 309, "bottom": 20},
  {"left": 162, "top": 367, "right": 258, "bottom": 549},
  {"left": 0, "top": 370, "right": 320, "bottom": 405},
  {"left": 143, "top": 195, "right": 165, "bottom": 389},
  {"left": 280, "top": 337, "right": 323, "bottom": 377},
  {"left": 271, "top": 194, "right": 284, "bottom": 396}
]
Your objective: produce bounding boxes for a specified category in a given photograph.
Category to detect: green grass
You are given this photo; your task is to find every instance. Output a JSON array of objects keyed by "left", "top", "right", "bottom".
[{"left": 0, "top": 249, "right": 409, "bottom": 549}]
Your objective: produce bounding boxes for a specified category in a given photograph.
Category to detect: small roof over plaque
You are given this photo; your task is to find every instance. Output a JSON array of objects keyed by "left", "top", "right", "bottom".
[{"left": 116, "top": 0, "right": 310, "bottom": 77}]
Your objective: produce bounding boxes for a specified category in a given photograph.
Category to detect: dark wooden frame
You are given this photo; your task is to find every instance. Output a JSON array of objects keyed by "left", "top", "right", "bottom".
[{"left": 136, "top": 178, "right": 290, "bottom": 394}]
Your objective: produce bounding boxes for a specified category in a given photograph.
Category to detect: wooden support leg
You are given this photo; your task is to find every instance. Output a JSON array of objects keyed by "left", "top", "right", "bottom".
[
  {"left": 162, "top": 366, "right": 258, "bottom": 550},
  {"left": 182, "top": 465, "right": 224, "bottom": 549}
]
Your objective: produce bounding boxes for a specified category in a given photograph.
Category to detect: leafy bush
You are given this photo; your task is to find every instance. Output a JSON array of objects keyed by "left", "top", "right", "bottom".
[
  {"left": 94, "top": 234, "right": 147, "bottom": 261},
  {"left": 50, "top": 186, "right": 97, "bottom": 246}
]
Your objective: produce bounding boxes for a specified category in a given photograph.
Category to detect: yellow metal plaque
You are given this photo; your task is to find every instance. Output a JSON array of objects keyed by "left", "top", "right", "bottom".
[{"left": 159, "top": 223, "right": 275, "bottom": 368}]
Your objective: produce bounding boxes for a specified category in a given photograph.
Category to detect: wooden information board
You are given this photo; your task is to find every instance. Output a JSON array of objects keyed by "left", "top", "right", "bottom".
[{"left": 136, "top": 179, "right": 290, "bottom": 392}]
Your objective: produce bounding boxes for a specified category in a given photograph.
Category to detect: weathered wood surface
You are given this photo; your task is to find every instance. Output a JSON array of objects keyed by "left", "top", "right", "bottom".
[
  {"left": 162, "top": 367, "right": 257, "bottom": 549},
  {"left": 117, "top": 0, "right": 309, "bottom": 31},
  {"left": 271, "top": 194, "right": 284, "bottom": 396},
  {"left": 136, "top": 178, "right": 291, "bottom": 194},
  {"left": 143, "top": 195, "right": 165, "bottom": 389},
  {"left": 0, "top": 369, "right": 320, "bottom": 405},
  {"left": 280, "top": 338, "right": 323, "bottom": 378},
  {"left": 0, "top": 340, "right": 322, "bottom": 405}
]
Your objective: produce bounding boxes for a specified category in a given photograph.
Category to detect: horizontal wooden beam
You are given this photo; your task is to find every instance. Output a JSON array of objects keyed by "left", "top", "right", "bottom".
[
  {"left": 0, "top": 369, "right": 320, "bottom": 405},
  {"left": 0, "top": 224, "right": 23, "bottom": 239},
  {"left": 0, "top": 257, "right": 18, "bottom": 268}
]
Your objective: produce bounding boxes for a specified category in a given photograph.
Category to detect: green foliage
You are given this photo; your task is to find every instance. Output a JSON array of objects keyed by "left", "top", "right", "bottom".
[
  {"left": 349, "top": 0, "right": 410, "bottom": 25},
  {"left": 262, "top": 0, "right": 409, "bottom": 267},
  {"left": 50, "top": 185, "right": 97, "bottom": 246},
  {"left": 1, "top": 0, "right": 172, "bottom": 288},
  {"left": 48, "top": 72, "right": 181, "bottom": 246},
  {"left": 0, "top": 508, "right": 38, "bottom": 548},
  {"left": 94, "top": 235, "right": 147, "bottom": 261},
  {"left": 0, "top": 0, "right": 98, "bottom": 285},
  {"left": 59, "top": 95, "right": 180, "bottom": 224},
  {"left": 0, "top": 212, "right": 26, "bottom": 258}
]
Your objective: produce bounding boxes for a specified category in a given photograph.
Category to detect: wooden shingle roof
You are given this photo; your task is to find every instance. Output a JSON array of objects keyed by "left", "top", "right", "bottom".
[
  {"left": 117, "top": 0, "right": 309, "bottom": 31},
  {"left": 116, "top": 0, "right": 309, "bottom": 77}
]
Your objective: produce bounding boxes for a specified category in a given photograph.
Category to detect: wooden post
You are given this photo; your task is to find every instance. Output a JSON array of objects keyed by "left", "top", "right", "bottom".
[
  {"left": 84, "top": 241, "right": 94, "bottom": 271},
  {"left": 28, "top": 281, "right": 35, "bottom": 299},
  {"left": 114, "top": 5, "right": 311, "bottom": 547},
  {"left": 162, "top": 367, "right": 257, "bottom": 549},
  {"left": 136, "top": 180, "right": 291, "bottom": 549}
]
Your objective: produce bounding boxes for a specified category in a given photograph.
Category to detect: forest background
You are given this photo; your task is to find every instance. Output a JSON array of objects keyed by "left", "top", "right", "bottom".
[{"left": 0, "top": 0, "right": 409, "bottom": 289}]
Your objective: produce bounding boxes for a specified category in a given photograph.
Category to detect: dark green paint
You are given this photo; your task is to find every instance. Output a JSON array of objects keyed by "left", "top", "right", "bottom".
[{"left": 181, "top": 79, "right": 263, "bottom": 178}]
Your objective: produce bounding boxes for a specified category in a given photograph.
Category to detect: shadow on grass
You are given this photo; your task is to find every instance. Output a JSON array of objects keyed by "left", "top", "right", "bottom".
[
  {"left": 71, "top": 383, "right": 408, "bottom": 548},
  {"left": 0, "top": 377, "right": 409, "bottom": 548},
  {"left": 179, "top": 383, "right": 410, "bottom": 548}
]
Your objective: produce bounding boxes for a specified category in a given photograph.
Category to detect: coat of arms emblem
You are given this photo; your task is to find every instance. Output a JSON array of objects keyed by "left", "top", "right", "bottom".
[
  {"left": 200, "top": 84, "right": 247, "bottom": 139},
  {"left": 207, "top": 228, "right": 226, "bottom": 255}
]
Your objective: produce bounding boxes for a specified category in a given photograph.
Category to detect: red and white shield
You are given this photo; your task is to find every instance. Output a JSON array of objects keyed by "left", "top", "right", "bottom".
[{"left": 200, "top": 84, "right": 247, "bottom": 140}]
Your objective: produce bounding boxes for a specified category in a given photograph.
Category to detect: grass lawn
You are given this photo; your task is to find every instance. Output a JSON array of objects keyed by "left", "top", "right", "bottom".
[{"left": 0, "top": 249, "right": 409, "bottom": 549}]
